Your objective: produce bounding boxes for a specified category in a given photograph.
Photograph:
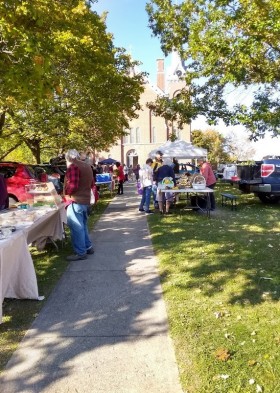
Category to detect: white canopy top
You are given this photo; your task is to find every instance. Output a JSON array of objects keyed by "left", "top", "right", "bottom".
[{"left": 149, "top": 140, "right": 207, "bottom": 159}]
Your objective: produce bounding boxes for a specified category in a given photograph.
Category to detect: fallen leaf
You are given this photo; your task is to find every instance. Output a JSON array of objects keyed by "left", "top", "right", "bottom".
[
  {"left": 215, "top": 348, "right": 231, "bottom": 361},
  {"left": 248, "top": 359, "right": 257, "bottom": 367},
  {"left": 256, "top": 385, "right": 263, "bottom": 392},
  {"left": 268, "top": 244, "right": 273, "bottom": 248}
]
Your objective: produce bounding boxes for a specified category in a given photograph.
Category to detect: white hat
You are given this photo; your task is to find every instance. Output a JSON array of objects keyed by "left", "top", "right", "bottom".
[{"left": 163, "top": 157, "right": 173, "bottom": 166}]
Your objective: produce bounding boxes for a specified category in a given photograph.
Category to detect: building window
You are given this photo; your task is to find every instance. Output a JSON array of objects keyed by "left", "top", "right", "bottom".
[
  {"left": 130, "top": 127, "right": 135, "bottom": 143},
  {"left": 152, "top": 127, "right": 156, "bottom": 143},
  {"left": 174, "top": 128, "right": 181, "bottom": 140},
  {"left": 136, "top": 127, "right": 140, "bottom": 143},
  {"left": 123, "top": 129, "right": 129, "bottom": 144}
]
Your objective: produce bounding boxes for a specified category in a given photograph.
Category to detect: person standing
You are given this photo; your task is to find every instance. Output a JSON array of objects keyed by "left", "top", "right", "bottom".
[
  {"left": 116, "top": 162, "right": 125, "bottom": 195},
  {"left": 123, "top": 164, "right": 129, "bottom": 182},
  {"left": 138, "top": 158, "right": 154, "bottom": 214},
  {"left": 64, "top": 149, "right": 94, "bottom": 261},
  {"left": 155, "top": 157, "right": 176, "bottom": 215},
  {"left": 0, "top": 174, "right": 8, "bottom": 210},
  {"left": 133, "top": 164, "right": 141, "bottom": 181},
  {"left": 198, "top": 158, "right": 216, "bottom": 210},
  {"left": 172, "top": 158, "right": 180, "bottom": 174},
  {"left": 151, "top": 151, "right": 163, "bottom": 208}
]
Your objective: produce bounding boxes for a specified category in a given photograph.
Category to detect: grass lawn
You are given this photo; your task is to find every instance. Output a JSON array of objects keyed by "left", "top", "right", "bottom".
[
  {"left": 0, "top": 193, "right": 112, "bottom": 373},
  {"left": 148, "top": 181, "right": 280, "bottom": 393}
]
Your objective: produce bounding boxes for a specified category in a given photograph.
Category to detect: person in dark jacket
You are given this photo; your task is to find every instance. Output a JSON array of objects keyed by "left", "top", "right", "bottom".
[
  {"left": 0, "top": 174, "right": 8, "bottom": 210},
  {"left": 155, "top": 157, "right": 176, "bottom": 214}
]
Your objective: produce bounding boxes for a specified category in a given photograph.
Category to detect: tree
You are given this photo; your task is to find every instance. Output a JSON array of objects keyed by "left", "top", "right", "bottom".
[
  {"left": 192, "top": 129, "right": 231, "bottom": 164},
  {"left": 146, "top": 0, "right": 280, "bottom": 140},
  {"left": 226, "top": 131, "right": 256, "bottom": 161},
  {"left": 0, "top": 1, "right": 144, "bottom": 162}
]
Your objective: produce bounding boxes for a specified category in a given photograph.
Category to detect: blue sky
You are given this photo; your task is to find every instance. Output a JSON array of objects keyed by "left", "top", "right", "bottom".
[
  {"left": 93, "top": 0, "right": 168, "bottom": 83},
  {"left": 93, "top": 1, "right": 280, "bottom": 159}
]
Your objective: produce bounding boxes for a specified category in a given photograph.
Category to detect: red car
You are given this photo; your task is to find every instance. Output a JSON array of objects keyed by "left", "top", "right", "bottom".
[{"left": 0, "top": 162, "right": 39, "bottom": 205}]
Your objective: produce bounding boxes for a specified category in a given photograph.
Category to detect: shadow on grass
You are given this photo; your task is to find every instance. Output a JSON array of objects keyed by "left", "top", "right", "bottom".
[{"left": 149, "top": 181, "right": 280, "bottom": 306}]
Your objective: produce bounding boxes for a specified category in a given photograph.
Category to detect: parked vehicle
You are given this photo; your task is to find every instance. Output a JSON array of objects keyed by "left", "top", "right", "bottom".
[
  {"left": 32, "top": 164, "right": 65, "bottom": 194},
  {"left": 0, "top": 162, "right": 39, "bottom": 204},
  {"left": 232, "top": 157, "right": 280, "bottom": 203},
  {"left": 179, "top": 163, "right": 200, "bottom": 175}
]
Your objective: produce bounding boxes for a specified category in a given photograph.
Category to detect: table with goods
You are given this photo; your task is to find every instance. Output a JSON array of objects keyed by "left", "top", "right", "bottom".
[
  {"left": 158, "top": 174, "right": 214, "bottom": 217},
  {"left": 0, "top": 182, "right": 66, "bottom": 324}
]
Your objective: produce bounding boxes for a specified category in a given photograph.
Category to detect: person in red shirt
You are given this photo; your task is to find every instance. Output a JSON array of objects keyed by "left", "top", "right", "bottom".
[
  {"left": 198, "top": 159, "right": 217, "bottom": 210},
  {"left": 115, "top": 162, "right": 125, "bottom": 195}
]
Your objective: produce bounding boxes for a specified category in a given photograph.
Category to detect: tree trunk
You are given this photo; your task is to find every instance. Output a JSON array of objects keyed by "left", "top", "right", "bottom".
[
  {"left": 0, "top": 111, "right": 6, "bottom": 135},
  {"left": 24, "top": 139, "right": 41, "bottom": 163}
]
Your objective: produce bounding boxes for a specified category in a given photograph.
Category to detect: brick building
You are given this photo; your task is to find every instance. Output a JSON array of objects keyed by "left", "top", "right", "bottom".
[{"left": 97, "top": 53, "right": 191, "bottom": 167}]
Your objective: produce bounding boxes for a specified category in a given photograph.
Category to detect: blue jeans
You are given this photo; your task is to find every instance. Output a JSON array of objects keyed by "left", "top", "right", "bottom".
[
  {"left": 139, "top": 185, "right": 152, "bottom": 212},
  {"left": 67, "top": 203, "right": 92, "bottom": 255},
  {"left": 152, "top": 185, "right": 158, "bottom": 207}
]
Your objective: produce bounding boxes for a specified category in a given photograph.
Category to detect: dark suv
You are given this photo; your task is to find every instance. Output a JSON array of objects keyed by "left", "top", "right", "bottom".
[{"left": 0, "top": 162, "right": 39, "bottom": 204}]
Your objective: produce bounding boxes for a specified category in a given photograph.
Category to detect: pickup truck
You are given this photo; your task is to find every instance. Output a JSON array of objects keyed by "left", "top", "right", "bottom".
[{"left": 233, "top": 158, "right": 280, "bottom": 203}]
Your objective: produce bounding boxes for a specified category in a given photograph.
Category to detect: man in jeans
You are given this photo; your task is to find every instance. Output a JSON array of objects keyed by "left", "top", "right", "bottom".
[
  {"left": 138, "top": 158, "right": 154, "bottom": 214},
  {"left": 64, "top": 149, "right": 95, "bottom": 261}
]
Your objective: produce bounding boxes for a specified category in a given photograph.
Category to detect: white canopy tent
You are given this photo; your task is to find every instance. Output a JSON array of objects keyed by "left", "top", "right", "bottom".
[{"left": 149, "top": 140, "right": 207, "bottom": 160}]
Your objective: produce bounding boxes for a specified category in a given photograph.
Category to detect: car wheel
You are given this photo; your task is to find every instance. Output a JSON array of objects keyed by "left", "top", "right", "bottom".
[{"left": 258, "top": 193, "right": 280, "bottom": 204}]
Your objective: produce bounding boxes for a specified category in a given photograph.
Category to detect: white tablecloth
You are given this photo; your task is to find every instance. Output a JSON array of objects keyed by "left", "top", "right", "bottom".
[
  {"left": 0, "top": 205, "right": 66, "bottom": 323},
  {"left": 160, "top": 187, "right": 214, "bottom": 217}
]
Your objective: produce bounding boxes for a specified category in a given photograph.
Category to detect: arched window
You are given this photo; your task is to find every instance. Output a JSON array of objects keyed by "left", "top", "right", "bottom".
[{"left": 136, "top": 127, "right": 140, "bottom": 143}]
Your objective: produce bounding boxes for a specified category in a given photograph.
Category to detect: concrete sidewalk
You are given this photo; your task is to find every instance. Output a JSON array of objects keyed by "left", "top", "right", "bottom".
[{"left": 0, "top": 182, "right": 183, "bottom": 393}]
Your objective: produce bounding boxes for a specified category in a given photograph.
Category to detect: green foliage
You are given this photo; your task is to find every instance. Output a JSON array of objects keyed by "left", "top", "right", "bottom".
[
  {"left": 0, "top": 0, "right": 144, "bottom": 162},
  {"left": 146, "top": 0, "right": 280, "bottom": 139},
  {"left": 192, "top": 129, "right": 231, "bottom": 164}
]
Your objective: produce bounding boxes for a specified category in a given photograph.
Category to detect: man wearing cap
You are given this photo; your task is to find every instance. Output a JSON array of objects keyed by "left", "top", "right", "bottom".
[{"left": 155, "top": 157, "right": 176, "bottom": 214}]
